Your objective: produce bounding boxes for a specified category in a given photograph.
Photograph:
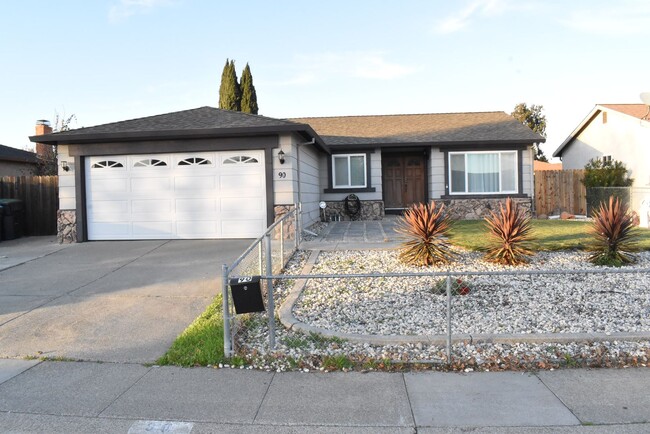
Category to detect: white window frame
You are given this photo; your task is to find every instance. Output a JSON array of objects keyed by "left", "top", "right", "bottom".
[
  {"left": 332, "top": 153, "right": 367, "bottom": 188},
  {"left": 448, "top": 150, "right": 518, "bottom": 195}
]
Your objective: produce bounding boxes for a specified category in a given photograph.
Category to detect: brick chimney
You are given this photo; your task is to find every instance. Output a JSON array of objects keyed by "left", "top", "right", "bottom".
[{"left": 35, "top": 119, "right": 53, "bottom": 159}]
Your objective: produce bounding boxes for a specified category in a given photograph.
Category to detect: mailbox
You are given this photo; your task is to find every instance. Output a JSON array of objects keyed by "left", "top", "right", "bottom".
[{"left": 229, "top": 276, "right": 265, "bottom": 314}]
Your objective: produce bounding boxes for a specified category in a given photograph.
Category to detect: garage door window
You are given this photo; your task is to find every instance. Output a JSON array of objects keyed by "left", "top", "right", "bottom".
[
  {"left": 223, "top": 155, "right": 259, "bottom": 165},
  {"left": 178, "top": 157, "right": 212, "bottom": 166},
  {"left": 91, "top": 160, "right": 124, "bottom": 169},
  {"left": 134, "top": 158, "right": 167, "bottom": 167}
]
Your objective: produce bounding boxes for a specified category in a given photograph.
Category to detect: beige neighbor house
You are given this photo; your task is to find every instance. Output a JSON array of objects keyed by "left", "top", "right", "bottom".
[
  {"left": 30, "top": 107, "right": 543, "bottom": 243},
  {"left": 553, "top": 104, "right": 650, "bottom": 219}
]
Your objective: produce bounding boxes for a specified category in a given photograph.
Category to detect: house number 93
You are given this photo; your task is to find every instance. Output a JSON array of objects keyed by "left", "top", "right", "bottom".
[{"left": 278, "top": 172, "right": 287, "bottom": 178}]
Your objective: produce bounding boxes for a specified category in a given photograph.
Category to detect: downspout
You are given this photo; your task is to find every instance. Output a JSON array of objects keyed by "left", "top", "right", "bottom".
[{"left": 295, "top": 138, "right": 317, "bottom": 236}]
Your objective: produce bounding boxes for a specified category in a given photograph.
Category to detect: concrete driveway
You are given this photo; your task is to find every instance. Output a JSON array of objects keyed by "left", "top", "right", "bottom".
[{"left": 0, "top": 237, "right": 250, "bottom": 363}]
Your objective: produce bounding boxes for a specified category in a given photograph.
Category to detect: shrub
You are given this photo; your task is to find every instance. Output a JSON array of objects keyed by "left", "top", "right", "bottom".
[
  {"left": 483, "top": 198, "right": 534, "bottom": 265},
  {"left": 431, "top": 277, "right": 471, "bottom": 296},
  {"left": 588, "top": 196, "right": 639, "bottom": 266},
  {"left": 582, "top": 158, "right": 633, "bottom": 188},
  {"left": 396, "top": 201, "right": 457, "bottom": 266}
]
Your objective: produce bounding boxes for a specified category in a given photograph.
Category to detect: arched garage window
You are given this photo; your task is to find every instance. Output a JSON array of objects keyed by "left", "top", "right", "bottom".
[
  {"left": 134, "top": 159, "right": 167, "bottom": 167},
  {"left": 223, "top": 155, "right": 258, "bottom": 164},
  {"left": 91, "top": 161, "right": 124, "bottom": 169},
  {"left": 178, "top": 157, "right": 212, "bottom": 166}
]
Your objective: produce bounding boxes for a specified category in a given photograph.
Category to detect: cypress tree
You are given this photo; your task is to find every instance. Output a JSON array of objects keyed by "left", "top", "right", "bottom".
[
  {"left": 240, "top": 63, "right": 259, "bottom": 114},
  {"left": 219, "top": 59, "right": 241, "bottom": 111}
]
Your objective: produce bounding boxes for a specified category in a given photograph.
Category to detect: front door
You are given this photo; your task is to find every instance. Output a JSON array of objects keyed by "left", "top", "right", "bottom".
[{"left": 382, "top": 154, "right": 426, "bottom": 209}]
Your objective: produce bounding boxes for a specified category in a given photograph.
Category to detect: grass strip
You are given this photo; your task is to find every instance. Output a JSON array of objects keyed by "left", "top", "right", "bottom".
[{"left": 157, "top": 295, "right": 225, "bottom": 367}]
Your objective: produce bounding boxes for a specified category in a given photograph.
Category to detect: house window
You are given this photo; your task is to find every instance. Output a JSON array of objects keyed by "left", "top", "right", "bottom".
[
  {"left": 449, "top": 151, "right": 517, "bottom": 194},
  {"left": 332, "top": 154, "right": 367, "bottom": 188},
  {"left": 602, "top": 155, "right": 612, "bottom": 163}
]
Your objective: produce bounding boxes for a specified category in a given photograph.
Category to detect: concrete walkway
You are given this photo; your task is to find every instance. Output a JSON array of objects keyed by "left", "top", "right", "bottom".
[
  {"left": 302, "top": 216, "right": 403, "bottom": 250},
  {"left": 0, "top": 359, "right": 648, "bottom": 432}
]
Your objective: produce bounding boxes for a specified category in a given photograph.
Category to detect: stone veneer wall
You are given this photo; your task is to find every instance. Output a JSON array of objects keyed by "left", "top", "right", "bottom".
[
  {"left": 323, "top": 200, "right": 384, "bottom": 221},
  {"left": 441, "top": 197, "right": 532, "bottom": 220},
  {"left": 273, "top": 205, "right": 296, "bottom": 239},
  {"left": 57, "top": 210, "right": 77, "bottom": 243}
]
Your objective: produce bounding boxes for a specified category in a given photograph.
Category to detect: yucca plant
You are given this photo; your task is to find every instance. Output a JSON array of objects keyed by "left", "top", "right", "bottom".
[
  {"left": 483, "top": 197, "right": 534, "bottom": 265},
  {"left": 395, "top": 201, "right": 457, "bottom": 266},
  {"left": 588, "top": 196, "right": 639, "bottom": 266}
]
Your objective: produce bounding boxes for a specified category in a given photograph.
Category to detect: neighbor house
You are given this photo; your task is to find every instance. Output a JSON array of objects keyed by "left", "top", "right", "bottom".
[
  {"left": 553, "top": 103, "right": 650, "bottom": 214},
  {"left": 30, "top": 107, "right": 544, "bottom": 242},
  {"left": 0, "top": 144, "right": 40, "bottom": 176}
]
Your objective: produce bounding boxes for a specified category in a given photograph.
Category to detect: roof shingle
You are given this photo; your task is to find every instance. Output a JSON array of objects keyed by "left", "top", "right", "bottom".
[
  {"left": 290, "top": 111, "right": 544, "bottom": 146},
  {"left": 0, "top": 144, "right": 39, "bottom": 164}
]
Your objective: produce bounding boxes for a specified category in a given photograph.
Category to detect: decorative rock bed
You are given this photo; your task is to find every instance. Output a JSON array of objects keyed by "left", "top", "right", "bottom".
[{"left": 235, "top": 248, "right": 650, "bottom": 372}]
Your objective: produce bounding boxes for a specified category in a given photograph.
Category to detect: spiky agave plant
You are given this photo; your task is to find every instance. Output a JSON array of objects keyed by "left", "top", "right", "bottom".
[
  {"left": 395, "top": 201, "right": 457, "bottom": 266},
  {"left": 588, "top": 196, "right": 639, "bottom": 266},
  {"left": 483, "top": 197, "right": 534, "bottom": 265}
]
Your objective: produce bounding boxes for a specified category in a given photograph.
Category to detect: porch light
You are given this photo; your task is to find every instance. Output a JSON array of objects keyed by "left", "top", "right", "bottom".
[
  {"left": 278, "top": 150, "right": 285, "bottom": 164},
  {"left": 61, "top": 161, "right": 70, "bottom": 172}
]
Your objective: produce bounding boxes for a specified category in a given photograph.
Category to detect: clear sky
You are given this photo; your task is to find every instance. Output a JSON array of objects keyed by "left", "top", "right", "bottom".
[{"left": 1, "top": 1, "right": 649, "bottom": 160}]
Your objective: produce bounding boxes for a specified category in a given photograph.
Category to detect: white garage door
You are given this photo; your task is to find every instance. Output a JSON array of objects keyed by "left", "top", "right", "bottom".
[{"left": 85, "top": 151, "right": 266, "bottom": 240}]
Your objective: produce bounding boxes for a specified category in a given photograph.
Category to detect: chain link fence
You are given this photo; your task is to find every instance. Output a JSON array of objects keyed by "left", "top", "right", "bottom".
[
  {"left": 229, "top": 263, "right": 650, "bottom": 365},
  {"left": 223, "top": 206, "right": 299, "bottom": 356},
  {"left": 586, "top": 187, "right": 631, "bottom": 215}
]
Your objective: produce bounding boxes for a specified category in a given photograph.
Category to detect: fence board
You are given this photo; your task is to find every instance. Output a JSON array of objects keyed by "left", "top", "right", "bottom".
[
  {"left": 534, "top": 169, "right": 586, "bottom": 216},
  {"left": 0, "top": 176, "right": 59, "bottom": 236}
]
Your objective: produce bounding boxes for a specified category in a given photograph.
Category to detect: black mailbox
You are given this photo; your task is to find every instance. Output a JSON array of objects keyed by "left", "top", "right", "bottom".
[{"left": 229, "top": 276, "right": 265, "bottom": 314}]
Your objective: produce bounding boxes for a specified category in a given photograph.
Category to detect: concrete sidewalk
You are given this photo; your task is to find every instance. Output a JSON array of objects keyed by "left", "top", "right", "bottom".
[{"left": 1, "top": 359, "right": 648, "bottom": 433}]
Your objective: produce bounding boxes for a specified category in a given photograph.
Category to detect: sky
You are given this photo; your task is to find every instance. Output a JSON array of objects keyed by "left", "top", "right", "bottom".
[{"left": 1, "top": 0, "right": 649, "bottom": 161}]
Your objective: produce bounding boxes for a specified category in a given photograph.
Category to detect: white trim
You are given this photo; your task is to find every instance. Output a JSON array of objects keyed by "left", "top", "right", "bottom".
[
  {"left": 332, "top": 153, "right": 367, "bottom": 188},
  {"left": 448, "top": 150, "right": 518, "bottom": 195}
]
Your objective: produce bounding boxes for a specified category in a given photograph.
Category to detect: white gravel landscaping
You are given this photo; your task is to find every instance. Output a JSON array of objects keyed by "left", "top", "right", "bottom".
[
  {"left": 234, "top": 247, "right": 650, "bottom": 371},
  {"left": 293, "top": 249, "right": 650, "bottom": 336}
]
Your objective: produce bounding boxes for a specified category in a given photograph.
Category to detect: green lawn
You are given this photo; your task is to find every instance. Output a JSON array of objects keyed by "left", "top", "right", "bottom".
[
  {"left": 157, "top": 295, "right": 226, "bottom": 367},
  {"left": 450, "top": 219, "right": 650, "bottom": 251}
]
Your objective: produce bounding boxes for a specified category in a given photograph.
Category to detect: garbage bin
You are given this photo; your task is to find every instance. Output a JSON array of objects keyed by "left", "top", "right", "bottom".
[
  {"left": 229, "top": 276, "right": 265, "bottom": 314},
  {"left": 0, "top": 199, "right": 25, "bottom": 241}
]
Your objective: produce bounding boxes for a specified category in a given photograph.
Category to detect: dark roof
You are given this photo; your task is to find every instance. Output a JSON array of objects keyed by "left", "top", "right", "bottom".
[
  {"left": 0, "top": 144, "right": 39, "bottom": 164},
  {"left": 290, "top": 111, "right": 545, "bottom": 147},
  {"left": 29, "top": 106, "right": 328, "bottom": 152}
]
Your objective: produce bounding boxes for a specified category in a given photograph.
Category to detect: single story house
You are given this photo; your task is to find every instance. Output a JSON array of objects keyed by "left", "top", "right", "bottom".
[
  {"left": 552, "top": 103, "right": 650, "bottom": 215},
  {"left": 0, "top": 144, "right": 40, "bottom": 176},
  {"left": 30, "top": 107, "right": 544, "bottom": 242}
]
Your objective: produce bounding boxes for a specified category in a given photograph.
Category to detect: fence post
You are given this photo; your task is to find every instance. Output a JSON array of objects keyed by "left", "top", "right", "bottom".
[
  {"left": 265, "top": 234, "right": 275, "bottom": 350},
  {"left": 446, "top": 275, "right": 452, "bottom": 365},
  {"left": 222, "top": 263, "right": 232, "bottom": 358},
  {"left": 295, "top": 205, "right": 299, "bottom": 249},
  {"left": 280, "top": 219, "right": 284, "bottom": 267}
]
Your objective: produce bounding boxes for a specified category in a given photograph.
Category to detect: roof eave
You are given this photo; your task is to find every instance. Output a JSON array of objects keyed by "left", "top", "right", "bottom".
[
  {"left": 328, "top": 138, "right": 543, "bottom": 149},
  {"left": 552, "top": 107, "right": 601, "bottom": 158},
  {"left": 29, "top": 124, "right": 330, "bottom": 153}
]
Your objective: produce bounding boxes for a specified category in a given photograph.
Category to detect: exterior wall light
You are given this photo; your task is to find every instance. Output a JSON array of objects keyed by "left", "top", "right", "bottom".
[
  {"left": 61, "top": 161, "right": 70, "bottom": 172},
  {"left": 278, "top": 150, "right": 285, "bottom": 164}
]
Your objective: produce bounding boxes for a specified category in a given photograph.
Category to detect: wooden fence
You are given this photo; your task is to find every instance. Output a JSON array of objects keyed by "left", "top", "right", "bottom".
[
  {"left": 0, "top": 176, "right": 59, "bottom": 236},
  {"left": 534, "top": 169, "right": 586, "bottom": 216}
]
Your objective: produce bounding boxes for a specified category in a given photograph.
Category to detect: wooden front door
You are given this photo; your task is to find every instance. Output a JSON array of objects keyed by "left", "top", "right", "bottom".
[{"left": 382, "top": 154, "right": 426, "bottom": 209}]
